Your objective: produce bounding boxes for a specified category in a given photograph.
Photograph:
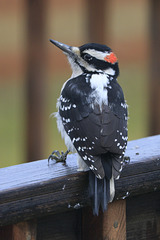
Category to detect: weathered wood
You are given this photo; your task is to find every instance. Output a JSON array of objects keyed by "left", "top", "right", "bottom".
[
  {"left": 37, "top": 210, "right": 81, "bottom": 240},
  {"left": 103, "top": 200, "right": 126, "bottom": 240},
  {"left": 82, "top": 207, "right": 103, "bottom": 240},
  {"left": 82, "top": 200, "right": 126, "bottom": 240},
  {"left": 126, "top": 191, "right": 160, "bottom": 240},
  {"left": 12, "top": 220, "right": 37, "bottom": 240},
  {"left": 0, "top": 225, "right": 12, "bottom": 240},
  {"left": 0, "top": 220, "right": 36, "bottom": 240},
  {"left": 0, "top": 135, "right": 160, "bottom": 226}
]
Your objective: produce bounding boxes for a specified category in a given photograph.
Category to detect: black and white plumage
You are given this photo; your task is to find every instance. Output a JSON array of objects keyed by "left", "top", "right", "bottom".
[{"left": 50, "top": 40, "right": 128, "bottom": 215}]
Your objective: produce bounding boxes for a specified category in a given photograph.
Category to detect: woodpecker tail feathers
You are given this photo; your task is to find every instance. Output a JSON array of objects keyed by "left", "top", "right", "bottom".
[
  {"left": 89, "top": 171, "right": 112, "bottom": 215},
  {"left": 89, "top": 154, "right": 115, "bottom": 215}
]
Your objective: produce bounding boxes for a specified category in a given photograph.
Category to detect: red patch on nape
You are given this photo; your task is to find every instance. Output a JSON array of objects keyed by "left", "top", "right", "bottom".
[{"left": 104, "top": 52, "right": 118, "bottom": 64}]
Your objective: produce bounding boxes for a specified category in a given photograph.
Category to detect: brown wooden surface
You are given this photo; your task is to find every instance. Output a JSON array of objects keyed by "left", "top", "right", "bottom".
[
  {"left": 82, "top": 207, "right": 103, "bottom": 240},
  {"left": 0, "top": 135, "right": 160, "bottom": 227},
  {"left": 0, "top": 221, "right": 37, "bottom": 240},
  {"left": 37, "top": 210, "right": 81, "bottom": 240},
  {"left": 149, "top": 0, "right": 160, "bottom": 135},
  {"left": 103, "top": 200, "right": 126, "bottom": 240},
  {"left": 26, "top": 0, "right": 47, "bottom": 162},
  {"left": 82, "top": 200, "right": 126, "bottom": 240},
  {"left": 0, "top": 225, "right": 13, "bottom": 240},
  {"left": 12, "top": 220, "right": 37, "bottom": 240},
  {"left": 126, "top": 191, "right": 160, "bottom": 240}
]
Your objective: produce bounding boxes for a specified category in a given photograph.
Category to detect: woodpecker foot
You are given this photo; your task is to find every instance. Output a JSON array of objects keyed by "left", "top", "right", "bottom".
[
  {"left": 124, "top": 156, "right": 130, "bottom": 164},
  {"left": 48, "top": 150, "right": 70, "bottom": 165}
]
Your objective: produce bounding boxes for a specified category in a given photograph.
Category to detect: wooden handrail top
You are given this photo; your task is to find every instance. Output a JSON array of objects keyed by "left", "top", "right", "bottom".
[{"left": 0, "top": 135, "right": 160, "bottom": 226}]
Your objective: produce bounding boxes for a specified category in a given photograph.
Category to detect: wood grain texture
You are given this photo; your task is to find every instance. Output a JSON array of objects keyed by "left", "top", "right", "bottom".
[
  {"left": 37, "top": 210, "right": 82, "bottom": 240},
  {"left": 82, "top": 200, "right": 126, "bottom": 240},
  {"left": 0, "top": 135, "right": 160, "bottom": 226},
  {"left": 12, "top": 220, "right": 37, "bottom": 240},
  {"left": 0, "top": 225, "right": 12, "bottom": 240},
  {"left": 82, "top": 207, "right": 103, "bottom": 240},
  {"left": 0, "top": 221, "right": 37, "bottom": 240},
  {"left": 126, "top": 191, "right": 160, "bottom": 240},
  {"left": 103, "top": 200, "right": 126, "bottom": 240}
]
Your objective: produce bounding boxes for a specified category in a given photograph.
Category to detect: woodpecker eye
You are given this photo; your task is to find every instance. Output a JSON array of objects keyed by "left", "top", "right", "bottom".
[{"left": 83, "top": 53, "right": 93, "bottom": 61}]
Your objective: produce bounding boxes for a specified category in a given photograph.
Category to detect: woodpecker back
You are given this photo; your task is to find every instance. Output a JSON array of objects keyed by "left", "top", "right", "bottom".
[{"left": 50, "top": 40, "right": 128, "bottom": 215}]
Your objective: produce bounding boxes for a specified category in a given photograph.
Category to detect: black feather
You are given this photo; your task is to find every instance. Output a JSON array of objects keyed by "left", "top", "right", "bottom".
[
  {"left": 89, "top": 170, "right": 110, "bottom": 215},
  {"left": 58, "top": 73, "right": 128, "bottom": 215}
]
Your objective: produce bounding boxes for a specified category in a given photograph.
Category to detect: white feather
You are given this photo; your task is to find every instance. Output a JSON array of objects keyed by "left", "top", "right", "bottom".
[
  {"left": 77, "top": 155, "right": 89, "bottom": 171},
  {"left": 55, "top": 111, "right": 76, "bottom": 152},
  {"left": 90, "top": 73, "right": 109, "bottom": 109},
  {"left": 83, "top": 49, "right": 109, "bottom": 61},
  {"left": 109, "top": 175, "right": 115, "bottom": 202}
]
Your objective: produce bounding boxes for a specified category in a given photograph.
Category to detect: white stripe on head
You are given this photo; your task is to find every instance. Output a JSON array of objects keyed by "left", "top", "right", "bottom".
[{"left": 83, "top": 49, "right": 110, "bottom": 61}]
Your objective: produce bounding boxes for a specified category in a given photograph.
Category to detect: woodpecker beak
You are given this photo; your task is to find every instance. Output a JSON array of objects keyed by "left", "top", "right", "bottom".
[
  {"left": 50, "top": 39, "right": 73, "bottom": 55},
  {"left": 50, "top": 39, "right": 80, "bottom": 58}
]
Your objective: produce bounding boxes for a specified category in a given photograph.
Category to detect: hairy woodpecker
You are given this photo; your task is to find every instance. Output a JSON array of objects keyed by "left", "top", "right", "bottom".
[{"left": 49, "top": 39, "right": 128, "bottom": 215}]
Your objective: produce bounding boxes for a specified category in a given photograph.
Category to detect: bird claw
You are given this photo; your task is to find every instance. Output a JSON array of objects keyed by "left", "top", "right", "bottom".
[{"left": 48, "top": 150, "right": 70, "bottom": 165}]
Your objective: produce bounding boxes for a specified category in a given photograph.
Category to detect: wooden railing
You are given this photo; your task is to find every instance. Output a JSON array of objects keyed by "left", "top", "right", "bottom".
[{"left": 0, "top": 135, "right": 160, "bottom": 240}]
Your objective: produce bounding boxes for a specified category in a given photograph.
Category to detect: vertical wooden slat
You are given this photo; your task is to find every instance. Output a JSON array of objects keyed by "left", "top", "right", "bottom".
[
  {"left": 0, "top": 225, "right": 13, "bottom": 240},
  {"left": 126, "top": 192, "right": 160, "bottom": 239},
  {"left": 83, "top": 200, "right": 126, "bottom": 240},
  {"left": 103, "top": 200, "right": 126, "bottom": 240},
  {"left": 82, "top": 207, "right": 103, "bottom": 240},
  {"left": 37, "top": 210, "right": 81, "bottom": 240},
  {"left": 86, "top": 0, "right": 108, "bottom": 44},
  {"left": 26, "top": 0, "right": 46, "bottom": 162},
  {"left": 149, "top": 0, "right": 160, "bottom": 135},
  {"left": 12, "top": 220, "right": 37, "bottom": 240}
]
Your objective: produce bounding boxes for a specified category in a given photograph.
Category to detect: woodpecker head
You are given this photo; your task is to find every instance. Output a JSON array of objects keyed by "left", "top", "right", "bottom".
[{"left": 50, "top": 39, "right": 119, "bottom": 78}]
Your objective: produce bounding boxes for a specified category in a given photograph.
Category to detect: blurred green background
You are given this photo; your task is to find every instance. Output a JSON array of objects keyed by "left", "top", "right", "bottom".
[{"left": 0, "top": 0, "right": 150, "bottom": 168}]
